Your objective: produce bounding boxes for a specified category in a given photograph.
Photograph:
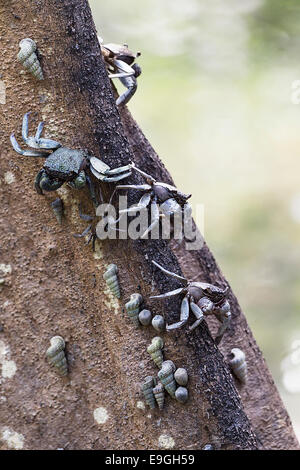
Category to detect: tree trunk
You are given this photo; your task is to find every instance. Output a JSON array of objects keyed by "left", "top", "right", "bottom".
[{"left": 0, "top": 0, "right": 298, "bottom": 450}]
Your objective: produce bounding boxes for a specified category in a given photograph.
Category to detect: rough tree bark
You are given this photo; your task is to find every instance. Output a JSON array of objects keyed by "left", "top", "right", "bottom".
[{"left": 0, "top": 0, "right": 298, "bottom": 450}]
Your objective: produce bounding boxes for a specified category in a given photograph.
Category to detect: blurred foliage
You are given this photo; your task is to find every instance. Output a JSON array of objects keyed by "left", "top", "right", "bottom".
[{"left": 89, "top": 0, "right": 300, "bottom": 438}]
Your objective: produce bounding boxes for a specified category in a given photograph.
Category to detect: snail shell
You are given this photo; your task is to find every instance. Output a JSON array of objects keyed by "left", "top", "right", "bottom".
[
  {"left": 161, "top": 360, "right": 176, "bottom": 373},
  {"left": 147, "top": 336, "right": 164, "bottom": 368},
  {"left": 153, "top": 382, "right": 165, "bottom": 410},
  {"left": 103, "top": 264, "right": 120, "bottom": 298},
  {"left": 138, "top": 309, "right": 152, "bottom": 326},
  {"left": 141, "top": 376, "right": 156, "bottom": 409},
  {"left": 175, "top": 386, "right": 188, "bottom": 404},
  {"left": 158, "top": 362, "right": 176, "bottom": 398},
  {"left": 51, "top": 198, "right": 64, "bottom": 225},
  {"left": 151, "top": 315, "right": 165, "bottom": 333},
  {"left": 229, "top": 348, "right": 247, "bottom": 384},
  {"left": 174, "top": 368, "right": 188, "bottom": 386},
  {"left": 46, "top": 336, "right": 68, "bottom": 376},
  {"left": 17, "top": 38, "right": 44, "bottom": 80},
  {"left": 125, "top": 293, "right": 143, "bottom": 325}
]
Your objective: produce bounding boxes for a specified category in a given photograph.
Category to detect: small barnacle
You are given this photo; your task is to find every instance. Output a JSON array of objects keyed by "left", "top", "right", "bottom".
[
  {"left": 147, "top": 336, "right": 164, "bottom": 368},
  {"left": 153, "top": 382, "right": 165, "bottom": 410},
  {"left": 229, "top": 348, "right": 247, "bottom": 384},
  {"left": 141, "top": 376, "right": 156, "bottom": 409},
  {"left": 46, "top": 336, "right": 68, "bottom": 376},
  {"left": 17, "top": 38, "right": 44, "bottom": 80},
  {"left": 103, "top": 264, "right": 120, "bottom": 298},
  {"left": 158, "top": 362, "right": 176, "bottom": 398},
  {"left": 175, "top": 386, "right": 188, "bottom": 404},
  {"left": 138, "top": 309, "right": 152, "bottom": 326},
  {"left": 152, "top": 315, "right": 165, "bottom": 333},
  {"left": 125, "top": 293, "right": 143, "bottom": 326},
  {"left": 174, "top": 368, "right": 188, "bottom": 386},
  {"left": 51, "top": 198, "right": 64, "bottom": 225}
]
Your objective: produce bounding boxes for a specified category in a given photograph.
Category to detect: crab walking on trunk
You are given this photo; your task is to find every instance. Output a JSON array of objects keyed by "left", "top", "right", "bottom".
[
  {"left": 150, "top": 260, "right": 231, "bottom": 343},
  {"left": 100, "top": 40, "right": 142, "bottom": 106},
  {"left": 109, "top": 163, "right": 192, "bottom": 239},
  {"left": 10, "top": 113, "right": 132, "bottom": 206}
]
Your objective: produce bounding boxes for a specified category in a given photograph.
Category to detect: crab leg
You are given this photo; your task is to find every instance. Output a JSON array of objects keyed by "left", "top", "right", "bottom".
[
  {"left": 10, "top": 134, "right": 49, "bottom": 157},
  {"left": 35, "top": 137, "right": 62, "bottom": 150},
  {"left": 73, "top": 224, "right": 93, "bottom": 238},
  {"left": 166, "top": 297, "right": 190, "bottom": 331},
  {"left": 22, "top": 112, "right": 61, "bottom": 150},
  {"left": 22, "top": 112, "right": 31, "bottom": 140},
  {"left": 104, "top": 164, "right": 133, "bottom": 175},
  {"left": 189, "top": 302, "right": 204, "bottom": 331},
  {"left": 90, "top": 165, "right": 132, "bottom": 182},
  {"left": 109, "top": 184, "right": 151, "bottom": 205},
  {"left": 150, "top": 287, "right": 184, "bottom": 300},
  {"left": 78, "top": 204, "right": 94, "bottom": 222},
  {"left": 116, "top": 77, "right": 137, "bottom": 107},
  {"left": 35, "top": 121, "right": 44, "bottom": 140},
  {"left": 130, "top": 164, "right": 156, "bottom": 182},
  {"left": 86, "top": 174, "right": 101, "bottom": 207},
  {"left": 108, "top": 59, "right": 136, "bottom": 79},
  {"left": 100, "top": 171, "right": 132, "bottom": 182},
  {"left": 141, "top": 201, "right": 160, "bottom": 239},
  {"left": 151, "top": 260, "right": 187, "bottom": 283},
  {"left": 215, "top": 311, "right": 231, "bottom": 345},
  {"left": 119, "top": 192, "right": 151, "bottom": 215}
]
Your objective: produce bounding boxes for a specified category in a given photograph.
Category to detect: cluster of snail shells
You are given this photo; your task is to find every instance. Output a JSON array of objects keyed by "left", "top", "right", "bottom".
[
  {"left": 144, "top": 336, "right": 189, "bottom": 408},
  {"left": 158, "top": 362, "right": 189, "bottom": 404},
  {"left": 103, "top": 264, "right": 121, "bottom": 298},
  {"left": 229, "top": 348, "right": 247, "bottom": 384},
  {"left": 46, "top": 336, "right": 68, "bottom": 376},
  {"left": 17, "top": 38, "right": 44, "bottom": 80},
  {"left": 124, "top": 294, "right": 166, "bottom": 333}
]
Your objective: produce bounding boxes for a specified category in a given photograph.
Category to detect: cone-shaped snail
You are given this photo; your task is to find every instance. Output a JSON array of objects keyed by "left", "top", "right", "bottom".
[
  {"left": 141, "top": 376, "right": 156, "bottom": 409},
  {"left": 17, "top": 38, "right": 44, "bottom": 80},
  {"left": 125, "top": 293, "right": 143, "bottom": 326},
  {"left": 229, "top": 348, "right": 247, "bottom": 384},
  {"left": 103, "top": 264, "right": 120, "bottom": 298},
  {"left": 51, "top": 198, "right": 64, "bottom": 225},
  {"left": 163, "top": 360, "right": 176, "bottom": 373},
  {"left": 46, "top": 336, "right": 68, "bottom": 376},
  {"left": 147, "top": 336, "right": 164, "bottom": 368},
  {"left": 153, "top": 382, "right": 165, "bottom": 410},
  {"left": 158, "top": 362, "right": 176, "bottom": 398}
]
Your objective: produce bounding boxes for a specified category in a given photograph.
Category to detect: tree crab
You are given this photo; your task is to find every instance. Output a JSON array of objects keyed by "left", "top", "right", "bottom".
[
  {"left": 10, "top": 112, "right": 132, "bottom": 203},
  {"left": 110, "top": 164, "right": 192, "bottom": 239},
  {"left": 150, "top": 260, "right": 231, "bottom": 343},
  {"left": 100, "top": 40, "right": 142, "bottom": 106}
]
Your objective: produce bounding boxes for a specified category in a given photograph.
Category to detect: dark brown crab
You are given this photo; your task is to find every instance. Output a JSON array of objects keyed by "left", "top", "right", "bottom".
[
  {"left": 100, "top": 40, "right": 142, "bottom": 106},
  {"left": 151, "top": 261, "right": 231, "bottom": 344}
]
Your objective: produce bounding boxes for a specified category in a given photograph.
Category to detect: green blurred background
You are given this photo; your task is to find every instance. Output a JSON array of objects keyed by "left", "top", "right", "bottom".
[{"left": 90, "top": 0, "right": 300, "bottom": 439}]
